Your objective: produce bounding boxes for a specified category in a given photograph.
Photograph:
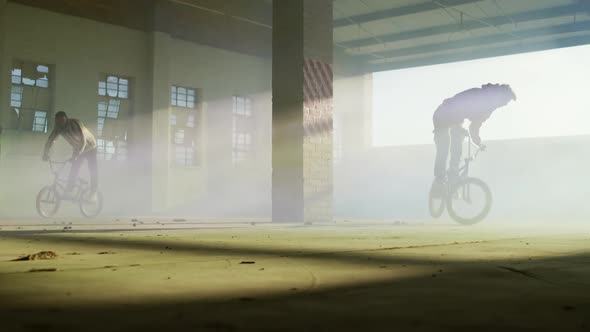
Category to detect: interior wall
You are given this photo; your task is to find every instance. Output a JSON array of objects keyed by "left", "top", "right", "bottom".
[
  {"left": 335, "top": 135, "right": 590, "bottom": 224},
  {"left": 0, "top": 3, "right": 152, "bottom": 218},
  {"left": 164, "top": 38, "right": 272, "bottom": 218},
  {"left": 0, "top": 3, "right": 272, "bottom": 219}
]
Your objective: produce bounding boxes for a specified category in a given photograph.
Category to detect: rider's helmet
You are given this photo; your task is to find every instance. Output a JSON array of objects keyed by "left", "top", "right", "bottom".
[{"left": 482, "top": 83, "right": 517, "bottom": 102}]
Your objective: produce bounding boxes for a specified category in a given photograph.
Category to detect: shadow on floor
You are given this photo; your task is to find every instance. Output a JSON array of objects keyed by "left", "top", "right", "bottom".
[{"left": 1, "top": 232, "right": 589, "bottom": 331}]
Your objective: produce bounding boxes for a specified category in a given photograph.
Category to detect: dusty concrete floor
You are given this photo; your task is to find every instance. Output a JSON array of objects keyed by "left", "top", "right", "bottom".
[{"left": 1, "top": 220, "right": 590, "bottom": 332}]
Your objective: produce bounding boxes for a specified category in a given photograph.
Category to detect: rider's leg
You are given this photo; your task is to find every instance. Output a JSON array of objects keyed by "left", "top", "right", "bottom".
[
  {"left": 67, "top": 156, "right": 83, "bottom": 192},
  {"left": 449, "top": 125, "right": 465, "bottom": 179},
  {"left": 87, "top": 148, "right": 98, "bottom": 193},
  {"left": 433, "top": 127, "right": 450, "bottom": 180}
]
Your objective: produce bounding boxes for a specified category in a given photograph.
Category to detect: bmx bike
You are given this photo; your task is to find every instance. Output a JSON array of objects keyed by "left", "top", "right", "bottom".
[{"left": 36, "top": 159, "right": 103, "bottom": 218}]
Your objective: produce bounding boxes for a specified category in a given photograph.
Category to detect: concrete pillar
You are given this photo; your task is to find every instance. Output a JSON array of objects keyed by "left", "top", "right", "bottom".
[
  {"left": 272, "top": 0, "right": 333, "bottom": 224},
  {"left": 149, "top": 1, "right": 172, "bottom": 212},
  {"left": 0, "top": 0, "right": 8, "bottom": 143}
]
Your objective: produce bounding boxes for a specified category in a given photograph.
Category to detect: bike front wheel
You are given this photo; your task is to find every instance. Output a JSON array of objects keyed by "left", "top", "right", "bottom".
[
  {"left": 36, "top": 186, "right": 61, "bottom": 218},
  {"left": 79, "top": 189, "right": 103, "bottom": 218},
  {"left": 446, "top": 177, "right": 492, "bottom": 225}
]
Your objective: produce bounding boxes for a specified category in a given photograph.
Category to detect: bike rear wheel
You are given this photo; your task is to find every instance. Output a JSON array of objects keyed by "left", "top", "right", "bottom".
[
  {"left": 79, "top": 189, "right": 103, "bottom": 218},
  {"left": 428, "top": 180, "right": 446, "bottom": 218},
  {"left": 446, "top": 177, "right": 492, "bottom": 225},
  {"left": 36, "top": 186, "right": 61, "bottom": 218}
]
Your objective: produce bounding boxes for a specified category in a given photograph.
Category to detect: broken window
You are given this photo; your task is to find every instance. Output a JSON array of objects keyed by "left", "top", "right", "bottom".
[
  {"left": 232, "top": 96, "right": 255, "bottom": 164},
  {"left": 97, "top": 74, "right": 131, "bottom": 161},
  {"left": 8, "top": 61, "right": 53, "bottom": 132},
  {"left": 170, "top": 85, "right": 200, "bottom": 167},
  {"left": 98, "top": 75, "right": 129, "bottom": 99}
]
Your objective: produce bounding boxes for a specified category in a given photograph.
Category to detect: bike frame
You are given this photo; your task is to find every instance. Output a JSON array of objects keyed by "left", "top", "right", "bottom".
[
  {"left": 48, "top": 159, "right": 88, "bottom": 202},
  {"left": 457, "top": 134, "right": 482, "bottom": 179},
  {"left": 452, "top": 135, "right": 483, "bottom": 203}
]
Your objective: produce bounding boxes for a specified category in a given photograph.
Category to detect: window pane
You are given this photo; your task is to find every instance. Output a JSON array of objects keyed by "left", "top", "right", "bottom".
[
  {"left": 11, "top": 92, "right": 22, "bottom": 101},
  {"left": 37, "top": 65, "right": 49, "bottom": 73},
  {"left": 22, "top": 78, "right": 35, "bottom": 86},
  {"left": 36, "top": 78, "right": 49, "bottom": 88},
  {"left": 188, "top": 89, "right": 195, "bottom": 96}
]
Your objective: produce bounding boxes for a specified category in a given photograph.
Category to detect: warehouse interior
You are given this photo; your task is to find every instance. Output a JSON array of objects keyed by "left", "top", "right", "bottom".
[{"left": 1, "top": 0, "right": 590, "bottom": 331}]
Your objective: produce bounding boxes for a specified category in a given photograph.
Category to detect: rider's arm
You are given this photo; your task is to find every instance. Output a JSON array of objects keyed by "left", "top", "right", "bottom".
[
  {"left": 71, "top": 120, "right": 86, "bottom": 160},
  {"left": 43, "top": 127, "right": 59, "bottom": 157},
  {"left": 469, "top": 121, "right": 483, "bottom": 147}
]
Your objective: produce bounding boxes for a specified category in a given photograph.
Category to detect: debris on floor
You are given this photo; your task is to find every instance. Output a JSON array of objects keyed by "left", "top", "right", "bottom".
[
  {"left": 240, "top": 261, "right": 256, "bottom": 264},
  {"left": 28, "top": 268, "right": 57, "bottom": 273},
  {"left": 98, "top": 251, "right": 116, "bottom": 255},
  {"left": 13, "top": 251, "right": 58, "bottom": 261}
]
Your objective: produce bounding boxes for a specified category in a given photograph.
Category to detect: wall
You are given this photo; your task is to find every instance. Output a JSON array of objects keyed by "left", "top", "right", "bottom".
[
  {"left": 334, "top": 135, "right": 590, "bottom": 224},
  {"left": 163, "top": 38, "right": 272, "bottom": 218},
  {"left": 0, "top": 3, "right": 272, "bottom": 219},
  {"left": 0, "top": 2, "right": 152, "bottom": 218}
]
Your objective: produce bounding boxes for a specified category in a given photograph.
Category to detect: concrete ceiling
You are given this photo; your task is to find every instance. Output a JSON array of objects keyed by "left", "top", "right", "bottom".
[
  {"left": 334, "top": 0, "right": 590, "bottom": 72},
  {"left": 8, "top": 0, "right": 590, "bottom": 73}
]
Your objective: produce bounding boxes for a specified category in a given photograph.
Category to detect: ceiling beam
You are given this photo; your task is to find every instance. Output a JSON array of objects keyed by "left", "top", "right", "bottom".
[
  {"left": 369, "top": 34, "right": 590, "bottom": 73},
  {"left": 333, "top": 0, "right": 483, "bottom": 28},
  {"left": 340, "top": 4, "right": 586, "bottom": 49},
  {"left": 358, "top": 20, "right": 590, "bottom": 62}
]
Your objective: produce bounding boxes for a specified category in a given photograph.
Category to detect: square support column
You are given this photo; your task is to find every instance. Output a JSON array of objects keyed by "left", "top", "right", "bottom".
[
  {"left": 0, "top": 0, "right": 8, "bottom": 140},
  {"left": 272, "top": 0, "right": 333, "bottom": 224}
]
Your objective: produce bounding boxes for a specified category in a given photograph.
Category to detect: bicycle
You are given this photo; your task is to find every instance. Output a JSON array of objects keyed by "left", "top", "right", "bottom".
[
  {"left": 36, "top": 158, "right": 104, "bottom": 218},
  {"left": 428, "top": 134, "right": 493, "bottom": 225}
]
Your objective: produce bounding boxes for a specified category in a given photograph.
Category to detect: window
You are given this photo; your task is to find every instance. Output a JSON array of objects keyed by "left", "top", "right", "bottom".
[
  {"left": 10, "top": 86, "right": 23, "bottom": 108},
  {"left": 232, "top": 96, "right": 255, "bottom": 164},
  {"left": 97, "top": 74, "right": 131, "bottom": 161},
  {"left": 8, "top": 61, "right": 53, "bottom": 132},
  {"left": 171, "top": 86, "right": 196, "bottom": 108},
  {"left": 170, "top": 85, "right": 200, "bottom": 167},
  {"left": 33, "top": 111, "right": 48, "bottom": 132},
  {"left": 99, "top": 75, "right": 129, "bottom": 99}
]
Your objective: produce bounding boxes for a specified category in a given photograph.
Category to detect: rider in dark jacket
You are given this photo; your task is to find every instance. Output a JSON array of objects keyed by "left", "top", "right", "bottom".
[{"left": 433, "top": 83, "right": 516, "bottom": 181}]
